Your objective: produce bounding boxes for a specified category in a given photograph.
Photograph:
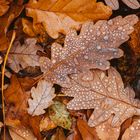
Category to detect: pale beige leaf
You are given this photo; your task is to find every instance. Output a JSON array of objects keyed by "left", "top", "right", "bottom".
[
  {"left": 122, "top": 119, "right": 140, "bottom": 140},
  {"left": 122, "top": 0, "right": 140, "bottom": 9},
  {"left": 62, "top": 67, "right": 140, "bottom": 127},
  {"left": 105, "top": 0, "right": 140, "bottom": 10},
  {"left": 28, "top": 80, "right": 56, "bottom": 116},
  {"left": 39, "top": 15, "right": 138, "bottom": 87},
  {"left": 8, "top": 38, "right": 42, "bottom": 72},
  {"left": 96, "top": 116, "right": 120, "bottom": 140},
  {"left": 26, "top": 0, "right": 112, "bottom": 38},
  {"left": 9, "top": 126, "right": 37, "bottom": 140},
  {"left": 104, "top": 0, "right": 119, "bottom": 10}
]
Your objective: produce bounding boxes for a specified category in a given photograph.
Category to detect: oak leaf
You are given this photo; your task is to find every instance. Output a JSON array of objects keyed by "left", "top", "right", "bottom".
[
  {"left": 104, "top": 0, "right": 140, "bottom": 10},
  {"left": 8, "top": 38, "right": 42, "bottom": 72},
  {"left": 122, "top": 119, "right": 140, "bottom": 140},
  {"left": 95, "top": 115, "right": 120, "bottom": 140},
  {"left": 25, "top": 0, "right": 112, "bottom": 38},
  {"left": 39, "top": 15, "right": 138, "bottom": 87},
  {"left": 28, "top": 80, "right": 56, "bottom": 116},
  {"left": 62, "top": 67, "right": 140, "bottom": 127}
]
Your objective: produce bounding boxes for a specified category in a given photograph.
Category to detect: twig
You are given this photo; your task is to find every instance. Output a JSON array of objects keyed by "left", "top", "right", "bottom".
[{"left": 1, "top": 31, "right": 16, "bottom": 140}]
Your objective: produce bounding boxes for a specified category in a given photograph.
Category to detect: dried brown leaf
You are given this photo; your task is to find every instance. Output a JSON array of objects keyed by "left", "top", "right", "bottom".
[
  {"left": 0, "top": 0, "right": 10, "bottom": 16},
  {"left": 25, "top": 0, "right": 112, "bottom": 38},
  {"left": 9, "top": 126, "right": 37, "bottom": 140},
  {"left": 8, "top": 38, "right": 42, "bottom": 72},
  {"left": 39, "top": 15, "right": 138, "bottom": 87},
  {"left": 96, "top": 116, "right": 120, "bottom": 140},
  {"left": 122, "top": 119, "right": 140, "bottom": 140},
  {"left": 63, "top": 67, "right": 140, "bottom": 127},
  {"left": 77, "top": 119, "right": 100, "bottom": 140}
]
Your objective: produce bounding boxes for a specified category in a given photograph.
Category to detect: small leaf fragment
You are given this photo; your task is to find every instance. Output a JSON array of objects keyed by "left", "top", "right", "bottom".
[{"left": 49, "top": 101, "right": 72, "bottom": 130}]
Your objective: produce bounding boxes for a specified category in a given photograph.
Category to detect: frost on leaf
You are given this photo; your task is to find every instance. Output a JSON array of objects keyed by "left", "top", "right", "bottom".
[
  {"left": 105, "top": 0, "right": 140, "bottom": 10},
  {"left": 96, "top": 115, "right": 120, "bottom": 140},
  {"left": 8, "top": 38, "right": 42, "bottom": 72},
  {"left": 28, "top": 80, "right": 56, "bottom": 116},
  {"left": 39, "top": 15, "right": 138, "bottom": 87},
  {"left": 62, "top": 67, "right": 140, "bottom": 127},
  {"left": 122, "top": 119, "right": 140, "bottom": 140}
]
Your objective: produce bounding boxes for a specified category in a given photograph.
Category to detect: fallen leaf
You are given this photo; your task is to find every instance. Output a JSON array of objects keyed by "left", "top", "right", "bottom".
[
  {"left": 51, "top": 128, "right": 66, "bottom": 140},
  {"left": 0, "top": 2, "right": 24, "bottom": 50},
  {"left": 0, "top": 0, "right": 11, "bottom": 16},
  {"left": 9, "top": 126, "right": 37, "bottom": 140},
  {"left": 25, "top": 0, "right": 112, "bottom": 38},
  {"left": 96, "top": 116, "right": 120, "bottom": 140},
  {"left": 39, "top": 115, "right": 57, "bottom": 131},
  {"left": 22, "top": 18, "right": 49, "bottom": 43},
  {"left": 28, "top": 80, "right": 56, "bottom": 116},
  {"left": 105, "top": 0, "right": 140, "bottom": 10},
  {"left": 49, "top": 101, "right": 72, "bottom": 130},
  {"left": 63, "top": 67, "right": 140, "bottom": 127},
  {"left": 39, "top": 15, "right": 138, "bottom": 87},
  {"left": 122, "top": 119, "right": 140, "bottom": 140},
  {"left": 4, "top": 75, "right": 30, "bottom": 120},
  {"left": 129, "top": 20, "right": 140, "bottom": 57},
  {"left": 77, "top": 119, "right": 99, "bottom": 140},
  {"left": 8, "top": 38, "right": 42, "bottom": 72}
]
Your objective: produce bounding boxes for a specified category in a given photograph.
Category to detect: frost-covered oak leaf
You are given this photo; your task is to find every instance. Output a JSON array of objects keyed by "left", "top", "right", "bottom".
[
  {"left": 8, "top": 38, "right": 42, "bottom": 72},
  {"left": 39, "top": 15, "right": 138, "bottom": 87},
  {"left": 105, "top": 0, "right": 140, "bottom": 10},
  {"left": 62, "top": 67, "right": 140, "bottom": 127},
  {"left": 28, "top": 80, "right": 56, "bottom": 116}
]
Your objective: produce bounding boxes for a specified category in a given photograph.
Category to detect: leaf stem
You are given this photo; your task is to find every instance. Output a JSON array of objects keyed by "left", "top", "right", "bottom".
[{"left": 1, "top": 31, "right": 16, "bottom": 140}]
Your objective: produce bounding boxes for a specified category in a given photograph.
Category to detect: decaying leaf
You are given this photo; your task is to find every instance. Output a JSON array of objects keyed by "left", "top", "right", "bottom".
[
  {"left": 22, "top": 18, "right": 49, "bottom": 43},
  {"left": 122, "top": 119, "right": 140, "bottom": 140},
  {"left": 39, "top": 15, "right": 138, "bottom": 87},
  {"left": 9, "top": 126, "right": 37, "bottom": 140},
  {"left": 51, "top": 128, "right": 66, "bottom": 140},
  {"left": 0, "top": 0, "right": 11, "bottom": 16},
  {"left": 105, "top": 0, "right": 140, "bottom": 10},
  {"left": 26, "top": 0, "right": 112, "bottom": 38},
  {"left": 28, "top": 80, "right": 56, "bottom": 116},
  {"left": 77, "top": 119, "right": 100, "bottom": 140},
  {"left": 0, "top": 2, "right": 24, "bottom": 50},
  {"left": 63, "top": 67, "right": 140, "bottom": 127},
  {"left": 39, "top": 115, "right": 57, "bottom": 131},
  {"left": 129, "top": 20, "right": 140, "bottom": 57},
  {"left": 49, "top": 101, "right": 72, "bottom": 130},
  {"left": 8, "top": 38, "right": 42, "bottom": 72},
  {"left": 96, "top": 115, "right": 120, "bottom": 140},
  {"left": 4, "top": 75, "right": 30, "bottom": 120}
]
